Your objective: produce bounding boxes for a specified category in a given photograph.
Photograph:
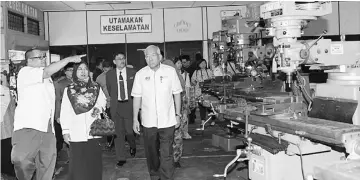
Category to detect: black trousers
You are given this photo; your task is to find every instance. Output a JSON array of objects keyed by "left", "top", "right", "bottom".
[
  {"left": 143, "top": 126, "right": 175, "bottom": 180},
  {"left": 1, "top": 138, "right": 15, "bottom": 176},
  {"left": 114, "top": 101, "right": 136, "bottom": 161},
  {"left": 68, "top": 139, "right": 102, "bottom": 180},
  {"left": 189, "top": 109, "right": 196, "bottom": 124},
  {"left": 199, "top": 103, "right": 207, "bottom": 120},
  {"left": 54, "top": 120, "right": 64, "bottom": 153}
]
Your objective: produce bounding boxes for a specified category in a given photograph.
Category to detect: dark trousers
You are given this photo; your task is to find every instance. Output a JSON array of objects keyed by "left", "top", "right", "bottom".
[
  {"left": 143, "top": 126, "right": 175, "bottom": 180},
  {"left": 189, "top": 109, "right": 196, "bottom": 124},
  {"left": 114, "top": 101, "right": 136, "bottom": 161},
  {"left": 11, "top": 128, "right": 56, "bottom": 180},
  {"left": 68, "top": 139, "right": 102, "bottom": 180},
  {"left": 54, "top": 120, "right": 64, "bottom": 153},
  {"left": 199, "top": 103, "right": 207, "bottom": 120},
  {"left": 1, "top": 138, "right": 15, "bottom": 176}
]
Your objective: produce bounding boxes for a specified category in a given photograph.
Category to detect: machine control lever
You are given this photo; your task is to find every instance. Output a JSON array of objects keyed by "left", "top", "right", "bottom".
[{"left": 307, "top": 30, "right": 327, "bottom": 51}]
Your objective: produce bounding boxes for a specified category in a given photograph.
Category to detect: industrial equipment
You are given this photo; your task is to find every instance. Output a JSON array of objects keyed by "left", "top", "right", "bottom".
[{"left": 204, "top": 1, "right": 360, "bottom": 180}]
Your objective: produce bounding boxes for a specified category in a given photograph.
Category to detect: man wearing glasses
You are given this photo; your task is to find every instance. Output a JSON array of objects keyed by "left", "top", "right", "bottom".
[
  {"left": 11, "top": 48, "right": 83, "bottom": 180},
  {"left": 132, "top": 45, "right": 182, "bottom": 180},
  {"left": 106, "top": 53, "right": 137, "bottom": 168}
]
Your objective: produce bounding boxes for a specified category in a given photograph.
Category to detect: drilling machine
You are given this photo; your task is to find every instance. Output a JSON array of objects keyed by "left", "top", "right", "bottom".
[{"left": 213, "top": 1, "right": 360, "bottom": 180}]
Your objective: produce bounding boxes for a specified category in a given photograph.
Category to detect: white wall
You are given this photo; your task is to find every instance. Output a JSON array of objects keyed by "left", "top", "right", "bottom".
[
  {"left": 164, "top": 7, "right": 203, "bottom": 42},
  {"left": 87, "top": 10, "right": 126, "bottom": 44},
  {"left": 303, "top": 1, "right": 339, "bottom": 36},
  {"left": 125, "top": 9, "right": 164, "bottom": 43},
  {"left": 339, "top": 1, "right": 360, "bottom": 35},
  {"left": 1, "top": 5, "right": 4, "bottom": 62},
  {"left": 48, "top": 11, "right": 87, "bottom": 46},
  {"left": 46, "top": 2, "right": 359, "bottom": 46}
]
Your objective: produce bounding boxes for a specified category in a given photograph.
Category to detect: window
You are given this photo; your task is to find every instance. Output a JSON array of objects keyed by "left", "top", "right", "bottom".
[
  {"left": 27, "top": 18, "right": 40, "bottom": 36},
  {"left": 8, "top": 11, "right": 24, "bottom": 32}
]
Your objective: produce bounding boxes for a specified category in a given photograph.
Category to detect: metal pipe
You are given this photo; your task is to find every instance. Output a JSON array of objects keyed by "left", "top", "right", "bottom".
[{"left": 245, "top": 113, "right": 249, "bottom": 138}]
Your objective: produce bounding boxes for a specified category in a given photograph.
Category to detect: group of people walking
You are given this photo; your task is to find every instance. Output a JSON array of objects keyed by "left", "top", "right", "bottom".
[{"left": 6, "top": 44, "right": 217, "bottom": 180}]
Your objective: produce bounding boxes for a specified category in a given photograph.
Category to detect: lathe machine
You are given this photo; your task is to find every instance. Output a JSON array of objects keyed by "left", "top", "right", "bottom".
[{"left": 200, "top": 1, "right": 360, "bottom": 180}]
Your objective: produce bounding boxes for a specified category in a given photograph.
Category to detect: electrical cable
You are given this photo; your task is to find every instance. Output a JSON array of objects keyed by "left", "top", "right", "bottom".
[
  {"left": 286, "top": 141, "right": 306, "bottom": 180},
  {"left": 265, "top": 124, "right": 305, "bottom": 180}
]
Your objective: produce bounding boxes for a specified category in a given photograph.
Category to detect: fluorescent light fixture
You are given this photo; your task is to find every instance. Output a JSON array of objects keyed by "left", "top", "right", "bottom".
[{"left": 85, "top": 1, "right": 131, "bottom": 5}]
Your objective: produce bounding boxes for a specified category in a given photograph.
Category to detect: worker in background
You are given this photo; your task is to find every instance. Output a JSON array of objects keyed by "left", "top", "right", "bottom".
[
  {"left": 54, "top": 62, "right": 74, "bottom": 161},
  {"left": 160, "top": 51, "right": 185, "bottom": 90},
  {"left": 132, "top": 45, "right": 182, "bottom": 180},
  {"left": 1, "top": 71, "right": 16, "bottom": 178},
  {"left": 191, "top": 59, "right": 215, "bottom": 126},
  {"left": 92, "top": 57, "right": 105, "bottom": 82},
  {"left": 180, "top": 55, "right": 197, "bottom": 124},
  {"left": 172, "top": 57, "right": 193, "bottom": 169},
  {"left": 186, "top": 53, "right": 203, "bottom": 124},
  {"left": 11, "top": 48, "right": 83, "bottom": 180},
  {"left": 96, "top": 60, "right": 114, "bottom": 149}
]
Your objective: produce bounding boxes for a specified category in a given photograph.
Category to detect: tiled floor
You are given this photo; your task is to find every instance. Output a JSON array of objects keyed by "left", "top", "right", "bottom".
[{"left": 2, "top": 122, "right": 249, "bottom": 180}]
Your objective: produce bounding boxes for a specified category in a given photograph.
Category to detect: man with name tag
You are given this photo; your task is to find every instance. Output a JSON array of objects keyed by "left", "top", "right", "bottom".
[
  {"left": 132, "top": 45, "right": 182, "bottom": 180},
  {"left": 106, "top": 53, "right": 137, "bottom": 168}
]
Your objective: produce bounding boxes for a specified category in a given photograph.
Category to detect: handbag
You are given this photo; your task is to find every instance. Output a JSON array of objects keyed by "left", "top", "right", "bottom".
[{"left": 89, "top": 108, "right": 116, "bottom": 136}]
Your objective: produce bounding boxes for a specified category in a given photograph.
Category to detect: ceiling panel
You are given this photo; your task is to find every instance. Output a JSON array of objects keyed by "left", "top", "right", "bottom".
[
  {"left": 192, "top": 1, "right": 234, "bottom": 7},
  {"left": 64, "top": 1, "right": 113, "bottom": 10},
  {"left": 152, "top": 1, "right": 195, "bottom": 8},
  {"left": 26, "top": 1, "right": 261, "bottom": 12},
  {"left": 110, "top": 1, "right": 152, "bottom": 10},
  {"left": 26, "top": 1, "right": 74, "bottom": 11},
  {"left": 232, "top": 1, "right": 264, "bottom": 6}
]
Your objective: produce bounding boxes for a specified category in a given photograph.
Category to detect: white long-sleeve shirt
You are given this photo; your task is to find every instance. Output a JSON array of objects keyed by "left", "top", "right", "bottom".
[{"left": 60, "top": 87, "right": 106, "bottom": 142}]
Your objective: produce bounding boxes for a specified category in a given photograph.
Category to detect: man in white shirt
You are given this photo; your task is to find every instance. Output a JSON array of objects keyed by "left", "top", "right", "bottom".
[
  {"left": 132, "top": 45, "right": 182, "bottom": 180},
  {"left": 11, "top": 48, "right": 83, "bottom": 180}
]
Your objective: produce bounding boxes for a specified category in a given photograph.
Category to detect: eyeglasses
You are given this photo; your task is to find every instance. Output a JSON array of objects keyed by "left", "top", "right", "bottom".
[{"left": 29, "top": 54, "right": 47, "bottom": 60}]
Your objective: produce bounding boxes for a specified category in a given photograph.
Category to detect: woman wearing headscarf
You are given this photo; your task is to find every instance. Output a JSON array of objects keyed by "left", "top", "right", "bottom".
[
  {"left": 60, "top": 61, "right": 106, "bottom": 180},
  {"left": 191, "top": 59, "right": 214, "bottom": 125}
]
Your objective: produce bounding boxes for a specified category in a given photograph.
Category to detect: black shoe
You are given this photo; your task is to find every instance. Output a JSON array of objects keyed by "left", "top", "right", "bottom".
[
  {"left": 116, "top": 160, "right": 126, "bottom": 168},
  {"left": 130, "top": 148, "right": 136, "bottom": 157},
  {"left": 174, "top": 162, "right": 181, "bottom": 168}
]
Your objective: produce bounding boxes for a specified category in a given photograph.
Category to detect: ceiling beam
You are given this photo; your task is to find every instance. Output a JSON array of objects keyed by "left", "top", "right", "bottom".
[
  {"left": 61, "top": 1, "right": 75, "bottom": 10},
  {"left": 191, "top": 1, "right": 196, "bottom": 7}
]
